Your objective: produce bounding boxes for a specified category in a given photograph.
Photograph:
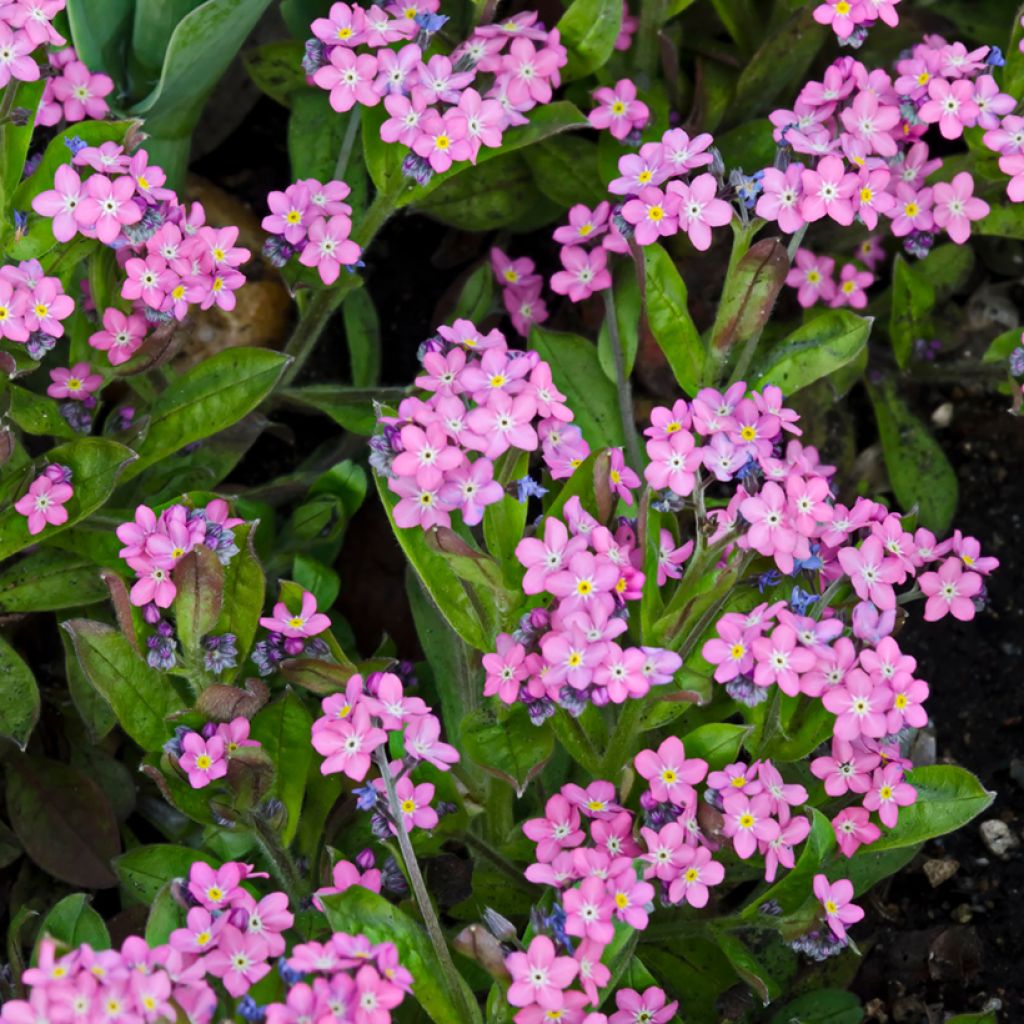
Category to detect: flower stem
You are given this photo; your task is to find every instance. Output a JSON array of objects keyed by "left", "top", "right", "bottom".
[
  {"left": 461, "top": 831, "right": 534, "bottom": 895},
  {"left": 602, "top": 287, "right": 643, "bottom": 470},
  {"left": 373, "top": 749, "right": 475, "bottom": 1023},
  {"left": 334, "top": 108, "right": 362, "bottom": 180},
  {"left": 0, "top": 82, "right": 21, "bottom": 125}
]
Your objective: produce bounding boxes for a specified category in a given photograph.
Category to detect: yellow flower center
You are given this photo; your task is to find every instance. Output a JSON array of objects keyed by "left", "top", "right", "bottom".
[
  {"left": 288, "top": 616, "right": 305, "bottom": 629},
  {"left": 825, "top": 899, "right": 838, "bottom": 914},
  {"left": 739, "top": 813, "right": 755, "bottom": 829},
  {"left": 835, "top": 1, "right": 851, "bottom": 13},
  {"left": 894, "top": 693, "right": 908, "bottom": 709},
  {"left": 567, "top": 651, "right": 583, "bottom": 667},
  {"left": 611, "top": 101, "right": 626, "bottom": 115},
  {"left": 730, "top": 643, "right": 746, "bottom": 660},
  {"left": 286, "top": 210, "right": 302, "bottom": 224},
  {"left": 648, "top": 205, "right": 665, "bottom": 222},
  {"left": 905, "top": 201, "right": 920, "bottom": 217},
  {"left": 860, "top": 186, "right": 874, "bottom": 202},
  {"left": 401, "top": 798, "right": 416, "bottom": 814},
  {"left": 578, "top": 223, "right": 593, "bottom": 236},
  {"left": 614, "top": 892, "right": 629, "bottom": 909},
  {"left": 576, "top": 579, "right": 593, "bottom": 596},
  {"left": 435, "top": 134, "right": 450, "bottom": 150},
  {"left": 195, "top": 754, "right": 212, "bottom": 770},
  {"left": 740, "top": 425, "right": 757, "bottom": 442},
  {"left": 685, "top": 868, "right": 699, "bottom": 882}
]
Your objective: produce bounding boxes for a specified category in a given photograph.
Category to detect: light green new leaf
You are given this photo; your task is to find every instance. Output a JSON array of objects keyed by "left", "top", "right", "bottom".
[
  {"left": 0, "top": 438, "right": 137, "bottom": 562},
  {"left": 321, "top": 887, "right": 482, "bottom": 1024},
  {"left": 642, "top": 243, "right": 704, "bottom": 395},
  {"left": 753, "top": 309, "right": 872, "bottom": 394},
  {"left": 890, "top": 255, "right": 935, "bottom": 369},
  {"left": 529, "top": 327, "right": 625, "bottom": 449},
  {"left": 124, "top": 348, "right": 289, "bottom": 480},
  {"left": 868, "top": 380, "right": 958, "bottom": 532},
  {"left": 867, "top": 765, "right": 993, "bottom": 851},
  {"left": 710, "top": 237, "right": 789, "bottom": 358},
  {"left": 557, "top": 0, "right": 622, "bottom": 81},
  {"left": 0, "top": 635, "right": 40, "bottom": 750},
  {"left": 681, "top": 723, "right": 750, "bottom": 770},
  {"left": 62, "top": 619, "right": 186, "bottom": 751},
  {"left": 36, "top": 894, "right": 110, "bottom": 952}
]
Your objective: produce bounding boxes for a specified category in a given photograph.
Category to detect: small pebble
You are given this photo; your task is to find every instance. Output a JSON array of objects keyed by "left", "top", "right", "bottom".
[
  {"left": 979, "top": 819, "right": 1019, "bottom": 860},
  {"left": 922, "top": 857, "right": 959, "bottom": 888}
]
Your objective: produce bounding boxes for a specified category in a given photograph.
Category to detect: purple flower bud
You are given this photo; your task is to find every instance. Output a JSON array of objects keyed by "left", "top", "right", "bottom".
[
  {"left": 63, "top": 135, "right": 88, "bottom": 156},
  {"left": 302, "top": 38, "right": 329, "bottom": 75},
  {"left": 43, "top": 463, "right": 73, "bottom": 485},
  {"left": 143, "top": 601, "right": 162, "bottom": 625},
  {"left": 355, "top": 848, "right": 376, "bottom": 871},
  {"left": 401, "top": 153, "right": 434, "bottom": 186},
  {"left": 283, "top": 636, "right": 305, "bottom": 657}
]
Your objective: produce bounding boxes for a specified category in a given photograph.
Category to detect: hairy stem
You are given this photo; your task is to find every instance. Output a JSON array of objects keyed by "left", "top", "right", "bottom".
[
  {"left": 602, "top": 287, "right": 643, "bottom": 470},
  {"left": 374, "top": 749, "right": 474, "bottom": 1022}
]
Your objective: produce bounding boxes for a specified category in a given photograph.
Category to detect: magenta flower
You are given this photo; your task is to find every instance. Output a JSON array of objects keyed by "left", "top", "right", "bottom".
[
  {"left": 756, "top": 164, "right": 805, "bottom": 233},
  {"left": 800, "top": 155, "right": 857, "bottom": 226},
  {"left": 75, "top": 173, "right": 142, "bottom": 244},
  {"left": 563, "top": 876, "right": 615, "bottom": 945},
  {"left": 553, "top": 201, "right": 610, "bottom": 246},
  {"left": 389, "top": 470, "right": 452, "bottom": 530},
  {"left": 311, "top": 706, "right": 387, "bottom": 781},
  {"left": 0, "top": 279, "right": 28, "bottom": 342},
  {"left": 439, "top": 458, "right": 504, "bottom": 526},
  {"left": 668, "top": 845, "right": 725, "bottom": 908},
  {"left": 831, "top": 263, "right": 873, "bottom": 310},
  {"left": 932, "top": 171, "right": 989, "bottom": 244},
  {"left": 919, "top": 556, "right": 983, "bottom": 622},
  {"left": 888, "top": 182, "right": 934, "bottom": 237},
  {"left": 551, "top": 245, "right": 611, "bottom": 302},
  {"left": 839, "top": 90, "right": 901, "bottom": 157},
  {"left": 786, "top": 249, "right": 836, "bottom": 308},
  {"left": 506, "top": 935, "right": 579, "bottom": 1010},
  {"left": 661, "top": 127, "right": 714, "bottom": 172},
  {"left": 389, "top": 776, "right": 437, "bottom": 832},
  {"left": 24, "top": 277, "right": 74, "bottom": 337},
  {"left": 260, "top": 590, "right": 331, "bottom": 638},
  {"left": 314, "top": 48, "right": 380, "bottom": 112},
  {"left": 703, "top": 618, "right": 756, "bottom": 683},
  {"left": 863, "top": 764, "right": 917, "bottom": 828},
  {"left": 169, "top": 905, "right": 224, "bottom": 954},
  {"left": 609, "top": 146, "right": 670, "bottom": 196},
  {"left": 588, "top": 79, "right": 648, "bottom": 140},
  {"left": 483, "top": 634, "right": 528, "bottom": 703},
  {"left": 644, "top": 430, "right": 701, "bottom": 496},
  {"left": 610, "top": 986, "right": 678, "bottom": 1024},
  {"left": 667, "top": 173, "right": 733, "bottom": 250},
  {"left": 822, "top": 669, "right": 892, "bottom": 740},
  {"left": 32, "top": 164, "right": 84, "bottom": 242},
  {"left": 311, "top": 2, "right": 367, "bottom": 44},
  {"left": 740, "top": 481, "right": 800, "bottom": 571},
  {"left": 752, "top": 624, "right": 816, "bottom": 696},
  {"left": 634, "top": 736, "right": 707, "bottom": 806},
  {"left": 608, "top": 870, "right": 655, "bottom": 929},
  {"left": 178, "top": 732, "right": 228, "bottom": 789},
  {"left": 722, "top": 792, "right": 780, "bottom": 858},
  {"left": 14, "top": 474, "right": 72, "bottom": 535},
  {"left": 814, "top": 874, "right": 864, "bottom": 939},
  {"left": 374, "top": 41, "right": 421, "bottom": 95},
  {"left": 46, "top": 362, "right": 102, "bottom": 401},
  {"left": 89, "top": 308, "right": 148, "bottom": 366},
  {"left": 516, "top": 516, "right": 587, "bottom": 595},
  {"left": 608, "top": 447, "right": 640, "bottom": 505},
  {"left": 204, "top": 925, "right": 270, "bottom": 996},
  {"left": 523, "top": 794, "right": 584, "bottom": 862},
  {"left": 314, "top": 858, "right": 382, "bottom": 910},
  {"left": 299, "top": 215, "right": 361, "bottom": 285},
  {"left": 812, "top": 0, "right": 865, "bottom": 38},
  {"left": 0, "top": 24, "right": 40, "bottom": 86},
  {"left": 404, "top": 713, "right": 459, "bottom": 770},
  {"left": 263, "top": 182, "right": 312, "bottom": 245},
  {"left": 392, "top": 422, "right": 463, "bottom": 485},
  {"left": 501, "top": 37, "right": 561, "bottom": 105},
  {"left": 622, "top": 185, "right": 679, "bottom": 246},
  {"left": 447, "top": 87, "right": 503, "bottom": 160},
  {"left": 123, "top": 254, "right": 176, "bottom": 310},
  {"left": 465, "top": 392, "right": 538, "bottom": 459},
  {"left": 918, "top": 77, "right": 979, "bottom": 139}
]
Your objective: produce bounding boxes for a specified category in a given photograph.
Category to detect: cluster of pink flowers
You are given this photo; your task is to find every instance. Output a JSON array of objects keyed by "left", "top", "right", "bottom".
[
  {"left": 490, "top": 247, "right": 548, "bottom": 337},
  {"left": 373, "top": 319, "right": 589, "bottom": 528},
  {"left": 310, "top": 669, "right": 459, "bottom": 837},
  {"left": 306, "top": 3, "right": 566, "bottom": 182},
  {"left": 785, "top": 249, "right": 877, "bottom": 310},
  {"left": 37, "top": 44, "right": 115, "bottom": 125},
  {"left": 262, "top": 177, "right": 361, "bottom": 285},
  {"left": 0, "top": 858, "right": 410, "bottom": 1024},
  {"left": 484, "top": 497, "right": 679, "bottom": 717},
  {"left": 13, "top": 463, "right": 73, "bottom": 535},
  {"left": 758, "top": 41, "right": 1005, "bottom": 270},
  {"left": 171, "top": 717, "right": 261, "bottom": 790},
  {"left": 116, "top": 500, "right": 244, "bottom": 610},
  {"left": 0, "top": 258, "right": 75, "bottom": 357},
  {"left": 813, "top": 0, "right": 900, "bottom": 44},
  {"left": 0, "top": 0, "right": 62, "bottom": 87},
  {"left": 31, "top": 143, "right": 251, "bottom": 366},
  {"left": 549, "top": 121, "right": 733, "bottom": 303}
]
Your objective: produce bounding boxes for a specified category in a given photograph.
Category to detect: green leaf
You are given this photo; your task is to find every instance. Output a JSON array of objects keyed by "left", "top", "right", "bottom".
[
  {"left": 529, "top": 326, "right": 625, "bottom": 449},
  {"left": 173, "top": 545, "right": 224, "bottom": 663},
  {"left": 977, "top": 200, "right": 1024, "bottom": 239},
  {"left": 145, "top": 882, "right": 186, "bottom": 945},
  {"left": 452, "top": 261, "right": 495, "bottom": 324},
  {"left": 461, "top": 705, "right": 553, "bottom": 797},
  {"left": 868, "top": 765, "right": 993, "bottom": 851},
  {"left": 61, "top": 619, "right": 186, "bottom": 751},
  {"left": 598, "top": 263, "right": 641, "bottom": 381},
  {"left": 212, "top": 521, "right": 265, "bottom": 681},
  {"left": 729, "top": 9, "right": 826, "bottom": 124},
  {"left": 753, "top": 310, "right": 872, "bottom": 394},
  {"left": 361, "top": 103, "right": 405, "bottom": 195},
  {"left": 868, "top": 380, "right": 959, "bottom": 532},
  {"left": 3, "top": 79, "right": 45, "bottom": 201},
  {"left": 714, "top": 927, "right": 795, "bottom": 1004},
  {"left": 124, "top": 348, "right": 289, "bottom": 480},
  {"left": 129, "top": 0, "right": 276, "bottom": 184},
  {"left": 288, "top": 90, "right": 351, "bottom": 181},
  {"left": 6, "top": 755, "right": 121, "bottom": 888},
  {"left": 321, "top": 886, "right": 482, "bottom": 1024},
  {"left": 36, "top": 894, "right": 110, "bottom": 951},
  {"left": 412, "top": 152, "right": 561, "bottom": 232},
  {"left": 0, "top": 635, "right": 40, "bottom": 750},
  {"left": 342, "top": 286, "right": 381, "bottom": 388},
  {"left": 62, "top": 626, "right": 117, "bottom": 742},
  {"left": 681, "top": 723, "right": 750, "bottom": 770},
  {"left": 250, "top": 692, "right": 313, "bottom": 845},
  {"left": 890, "top": 255, "right": 935, "bottom": 369},
  {"left": 922, "top": 243, "right": 975, "bottom": 300},
  {"left": 6, "top": 386, "right": 79, "bottom": 438},
  {"left": 710, "top": 237, "right": 789, "bottom": 356},
  {"left": 292, "top": 554, "right": 341, "bottom": 612},
  {"left": 279, "top": 385, "right": 404, "bottom": 435},
  {"left": 0, "top": 438, "right": 137, "bottom": 562},
  {"left": 716, "top": 119, "right": 777, "bottom": 174},
  {"left": 557, "top": 0, "right": 622, "bottom": 80},
  {"left": 374, "top": 472, "right": 489, "bottom": 651},
  {"left": 770, "top": 990, "right": 862, "bottom": 1024},
  {"left": 642, "top": 243, "right": 704, "bottom": 395},
  {"left": 66, "top": 0, "right": 133, "bottom": 90},
  {"left": 982, "top": 326, "right": 1021, "bottom": 364},
  {"left": 482, "top": 450, "right": 529, "bottom": 582},
  {"left": 244, "top": 40, "right": 307, "bottom": 106},
  {"left": 525, "top": 135, "right": 606, "bottom": 208},
  {"left": 114, "top": 844, "right": 215, "bottom": 903}
]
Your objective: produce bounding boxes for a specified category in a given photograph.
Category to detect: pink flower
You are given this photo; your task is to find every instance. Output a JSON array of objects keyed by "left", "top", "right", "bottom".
[
  {"left": 523, "top": 794, "right": 584, "bottom": 862},
  {"left": 492, "top": 248, "right": 542, "bottom": 290},
  {"left": 404, "top": 713, "right": 459, "bottom": 770},
  {"left": 812, "top": 0, "right": 864, "bottom": 39},
  {"left": 169, "top": 905, "right": 224, "bottom": 954},
  {"left": 608, "top": 870, "right": 654, "bottom": 930},
  {"left": 609, "top": 987, "right": 678, "bottom": 1024},
  {"left": 588, "top": 79, "right": 648, "bottom": 140},
  {"left": 299, "top": 215, "right": 361, "bottom": 285},
  {"left": 608, "top": 447, "right": 640, "bottom": 505},
  {"left": 24, "top": 276, "right": 74, "bottom": 337},
  {"left": 644, "top": 430, "right": 701, "bottom": 496},
  {"left": 0, "top": 24, "right": 40, "bottom": 86},
  {"left": 353, "top": 964, "right": 403, "bottom": 1024},
  {"left": 840, "top": 90, "right": 901, "bottom": 157},
  {"left": 123, "top": 254, "right": 175, "bottom": 309},
  {"left": 314, "top": 858, "right": 383, "bottom": 910},
  {"left": 516, "top": 516, "right": 587, "bottom": 595},
  {"left": 838, "top": 536, "right": 899, "bottom": 610},
  {"left": 932, "top": 172, "right": 989, "bottom": 244},
  {"left": 553, "top": 201, "right": 610, "bottom": 246},
  {"left": 46, "top": 362, "right": 102, "bottom": 401},
  {"left": 740, "top": 481, "right": 801, "bottom": 572},
  {"left": 752, "top": 624, "right": 816, "bottom": 696},
  {"left": 89, "top": 308, "right": 148, "bottom": 366},
  {"left": 389, "top": 470, "right": 452, "bottom": 529},
  {"left": 918, "top": 77, "right": 978, "bottom": 139},
  {"left": 634, "top": 736, "right": 707, "bottom": 806},
  {"left": 393, "top": 422, "right": 463, "bottom": 485},
  {"left": 756, "top": 165, "right": 805, "bottom": 233},
  {"left": 667, "top": 845, "right": 724, "bottom": 908},
  {"left": 311, "top": 2, "right": 367, "bottom": 45},
  {"left": 661, "top": 128, "right": 714, "bottom": 173},
  {"left": 178, "top": 732, "right": 228, "bottom": 789},
  {"left": 831, "top": 263, "right": 873, "bottom": 310},
  {"left": 667, "top": 173, "right": 733, "bottom": 250},
  {"left": 786, "top": 249, "right": 836, "bottom": 308},
  {"left": 918, "top": 556, "right": 982, "bottom": 622},
  {"left": 622, "top": 185, "right": 679, "bottom": 246},
  {"left": 762, "top": 814, "right": 811, "bottom": 882},
  {"left": 52, "top": 61, "right": 115, "bottom": 121},
  {"left": 862, "top": 763, "right": 917, "bottom": 828},
  {"left": 800, "top": 155, "right": 857, "bottom": 226},
  {"left": 374, "top": 41, "right": 421, "bottom": 95},
  {"left": 312, "top": 706, "right": 387, "bottom": 781},
  {"left": 0, "top": 279, "right": 28, "bottom": 342},
  {"left": 814, "top": 874, "right": 864, "bottom": 939},
  {"left": 439, "top": 458, "right": 503, "bottom": 526},
  {"left": 260, "top": 589, "right": 331, "bottom": 637},
  {"left": 483, "top": 634, "right": 528, "bottom": 703},
  {"left": 204, "top": 925, "right": 270, "bottom": 996},
  {"left": 389, "top": 776, "right": 437, "bottom": 832},
  {"left": 75, "top": 173, "right": 142, "bottom": 244},
  {"left": 609, "top": 146, "right": 670, "bottom": 196},
  {"left": 314, "top": 47, "right": 380, "bottom": 112},
  {"left": 501, "top": 36, "right": 562, "bottom": 105},
  {"left": 14, "top": 474, "right": 72, "bottom": 535},
  {"left": 563, "top": 877, "right": 615, "bottom": 945},
  {"left": 506, "top": 936, "right": 579, "bottom": 1010},
  {"left": 128, "top": 559, "right": 176, "bottom": 608},
  {"left": 551, "top": 245, "right": 611, "bottom": 301},
  {"left": 263, "top": 182, "right": 312, "bottom": 245},
  {"left": 822, "top": 669, "right": 892, "bottom": 740},
  {"left": 32, "top": 164, "right": 85, "bottom": 242},
  {"left": 722, "top": 792, "right": 780, "bottom": 858},
  {"left": 447, "top": 87, "right": 504, "bottom": 160},
  {"left": 465, "top": 392, "right": 538, "bottom": 459}
]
